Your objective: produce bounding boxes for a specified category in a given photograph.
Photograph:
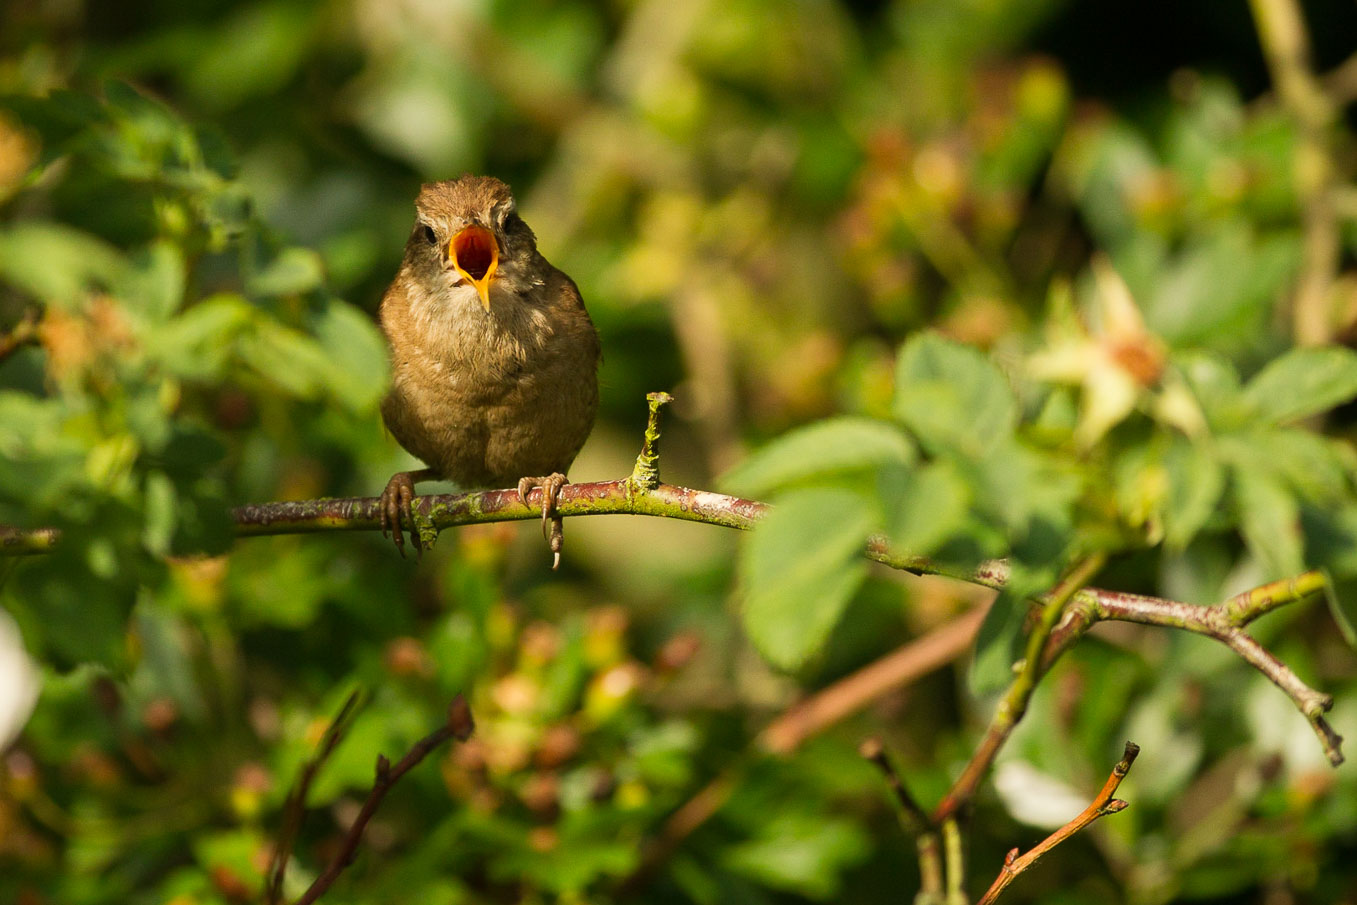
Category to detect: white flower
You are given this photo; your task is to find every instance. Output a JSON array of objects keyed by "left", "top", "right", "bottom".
[{"left": 0, "top": 610, "right": 40, "bottom": 751}]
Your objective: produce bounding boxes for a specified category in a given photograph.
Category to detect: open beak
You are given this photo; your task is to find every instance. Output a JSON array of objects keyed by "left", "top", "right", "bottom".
[{"left": 449, "top": 225, "right": 499, "bottom": 311}]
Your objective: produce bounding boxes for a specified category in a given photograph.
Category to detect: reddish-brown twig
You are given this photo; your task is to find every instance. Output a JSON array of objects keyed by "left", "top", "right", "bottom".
[
  {"left": 293, "top": 695, "right": 474, "bottom": 905},
  {"left": 975, "top": 741, "right": 1140, "bottom": 905},
  {"left": 278, "top": 695, "right": 474, "bottom": 905},
  {"left": 265, "top": 690, "right": 363, "bottom": 905}
]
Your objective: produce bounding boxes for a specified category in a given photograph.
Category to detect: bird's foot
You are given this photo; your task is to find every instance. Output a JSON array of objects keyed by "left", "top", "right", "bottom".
[
  {"left": 517, "top": 472, "right": 568, "bottom": 570},
  {"left": 380, "top": 470, "right": 425, "bottom": 559}
]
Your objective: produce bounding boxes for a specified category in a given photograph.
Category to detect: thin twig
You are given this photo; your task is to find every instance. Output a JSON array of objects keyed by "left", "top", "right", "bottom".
[
  {"left": 292, "top": 695, "right": 475, "bottom": 905},
  {"left": 933, "top": 554, "right": 1106, "bottom": 822},
  {"left": 265, "top": 690, "right": 363, "bottom": 905},
  {"left": 975, "top": 741, "right": 1140, "bottom": 905},
  {"left": 861, "top": 738, "right": 944, "bottom": 904}
]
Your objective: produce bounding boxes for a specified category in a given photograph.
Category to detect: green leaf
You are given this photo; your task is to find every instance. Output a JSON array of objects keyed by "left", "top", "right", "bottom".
[
  {"left": 151, "top": 293, "right": 256, "bottom": 380},
  {"left": 967, "top": 560, "right": 1057, "bottom": 696},
  {"left": 1242, "top": 346, "right": 1357, "bottom": 425},
  {"left": 0, "top": 222, "right": 126, "bottom": 307},
  {"left": 969, "top": 590, "right": 1026, "bottom": 696},
  {"left": 739, "top": 488, "right": 874, "bottom": 671},
  {"left": 893, "top": 332, "right": 1017, "bottom": 456},
  {"left": 310, "top": 300, "right": 391, "bottom": 413},
  {"left": 1162, "top": 439, "right": 1224, "bottom": 549},
  {"left": 117, "top": 241, "right": 186, "bottom": 322},
  {"left": 238, "top": 320, "right": 333, "bottom": 399},
  {"left": 720, "top": 416, "right": 915, "bottom": 498},
  {"left": 878, "top": 459, "right": 970, "bottom": 556},
  {"left": 247, "top": 246, "right": 325, "bottom": 297},
  {"left": 1233, "top": 467, "right": 1304, "bottom": 578},
  {"left": 1320, "top": 573, "right": 1357, "bottom": 651},
  {"left": 1177, "top": 351, "right": 1248, "bottom": 432},
  {"left": 723, "top": 814, "right": 870, "bottom": 900}
]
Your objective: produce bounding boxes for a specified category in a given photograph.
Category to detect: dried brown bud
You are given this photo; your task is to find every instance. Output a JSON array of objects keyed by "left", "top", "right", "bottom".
[{"left": 447, "top": 694, "right": 475, "bottom": 741}]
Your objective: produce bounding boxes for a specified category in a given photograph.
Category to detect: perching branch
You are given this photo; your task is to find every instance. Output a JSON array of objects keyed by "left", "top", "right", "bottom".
[
  {"left": 291, "top": 695, "right": 475, "bottom": 905},
  {"left": 975, "top": 741, "right": 1140, "bottom": 905},
  {"left": 2, "top": 396, "right": 1343, "bottom": 777}
]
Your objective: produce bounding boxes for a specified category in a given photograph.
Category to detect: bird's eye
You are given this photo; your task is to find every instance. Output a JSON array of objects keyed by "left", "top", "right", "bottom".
[{"left": 416, "top": 224, "right": 437, "bottom": 245}]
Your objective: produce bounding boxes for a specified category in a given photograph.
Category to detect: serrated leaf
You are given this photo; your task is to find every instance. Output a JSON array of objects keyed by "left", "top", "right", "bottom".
[
  {"left": 1163, "top": 439, "right": 1224, "bottom": 549},
  {"left": 1243, "top": 346, "right": 1357, "bottom": 425},
  {"left": 721, "top": 417, "right": 915, "bottom": 498},
  {"left": 1246, "top": 428, "right": 1352, "bottom": 501},
  {"left": 879, "top": 459, "right": 970, "bottom": 556},
  {"left": 893, "top": 332, "right": 1017, "bottom": 456},
  {"left": 739, "top": 488, "right": 873, "bottom": 671},
  {"left": 1233, "top": 467, "right": 1304, "bottom": 578},
  {"left": 1177, "top": 351, "right": 1248, "bottom": 432}
]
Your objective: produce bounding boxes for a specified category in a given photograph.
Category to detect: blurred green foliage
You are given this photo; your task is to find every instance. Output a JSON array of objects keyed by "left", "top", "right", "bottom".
[{"left": 2, "top": 1, "right": 1357, "bottom": 904}]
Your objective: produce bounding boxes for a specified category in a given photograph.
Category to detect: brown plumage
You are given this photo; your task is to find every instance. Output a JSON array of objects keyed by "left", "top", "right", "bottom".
[{"left": 378, "top": 176, "right": 600, "bottom": 563}]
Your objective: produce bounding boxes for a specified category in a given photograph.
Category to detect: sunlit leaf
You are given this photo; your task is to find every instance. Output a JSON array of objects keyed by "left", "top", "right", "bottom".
[
  {"left": 0, "top": 222, "right": 125, "bottom": 307},
  {"left": 1242, "top": 346, "right": 1357, "bottom": 425},
  {"left": 739, "top": 488, "right": 873, "bottom": 671},
  {"left": 893, "top": 332, "right": 1017, "bottom": 456},
  {"left": 721, "top": 416, "right": 915, "bottom": 498}
]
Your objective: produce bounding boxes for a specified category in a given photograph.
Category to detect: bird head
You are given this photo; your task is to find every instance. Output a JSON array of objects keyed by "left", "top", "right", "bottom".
[{"left": 407, "top": 176, "right": 537, "bottom": 313}]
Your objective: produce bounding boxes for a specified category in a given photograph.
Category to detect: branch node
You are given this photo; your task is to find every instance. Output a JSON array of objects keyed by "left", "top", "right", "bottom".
[{"left": 628, "top": 391, "right": 675, "bottom": 491}]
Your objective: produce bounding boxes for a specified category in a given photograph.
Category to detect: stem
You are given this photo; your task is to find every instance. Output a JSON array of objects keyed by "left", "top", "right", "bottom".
[
  {"left": 861, "top": 738, "right": 945, "bottom": 904},
  {"left": 265, "top": 690, "right": 363, "bottom": 905},
  {"left": 934, "top": 554, "right": 1106, "bottom": 822},
  {"left": 292, "top": 695, "right": 474, "bottom": 905},
  {"left": 975, "top": 742, "right": 1140, "bottom": 905}
]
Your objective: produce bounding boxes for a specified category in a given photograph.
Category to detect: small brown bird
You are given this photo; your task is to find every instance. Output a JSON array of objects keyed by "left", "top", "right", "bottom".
[{"left": 377, "top": 176, "right": 600, "bottom": 565}]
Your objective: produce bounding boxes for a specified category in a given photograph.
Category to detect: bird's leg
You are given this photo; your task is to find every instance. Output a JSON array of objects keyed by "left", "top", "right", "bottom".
[
  {"left": 517, "top": 472, "right": 568, "bottom": 570},
  {"left": 380, "top": 467, "right": 440, "bottom": 558}
]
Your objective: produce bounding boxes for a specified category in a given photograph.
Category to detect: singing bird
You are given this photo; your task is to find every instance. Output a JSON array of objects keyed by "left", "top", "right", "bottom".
[{"left": 377, "top": 176, "right": 600, "bottom": 566}]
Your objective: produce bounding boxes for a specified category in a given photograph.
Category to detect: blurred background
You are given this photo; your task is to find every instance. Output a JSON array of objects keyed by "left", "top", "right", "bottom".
[{"left": 2, "top": 0, "right": 1357, "bottom": 902}]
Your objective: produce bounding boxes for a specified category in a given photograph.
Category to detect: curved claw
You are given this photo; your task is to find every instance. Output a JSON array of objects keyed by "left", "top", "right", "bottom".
[
  {"left": 517, "top": 473, "right": 568, "bottom": 569},
  {"left": 379, "top": 471, "right": 424, "bottom": 559}
]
